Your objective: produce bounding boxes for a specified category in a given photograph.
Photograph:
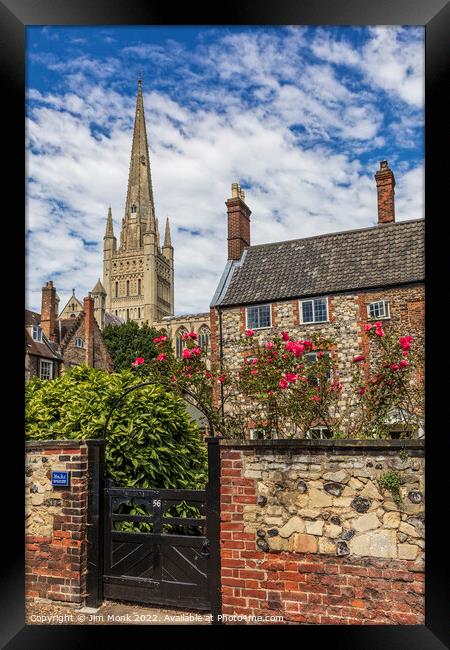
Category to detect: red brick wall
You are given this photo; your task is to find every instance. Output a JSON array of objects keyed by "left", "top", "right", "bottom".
[
  {"left": 25, "top": 440, "right": 100, "bottom": 606},
  {"left": 219, "top": 444, "right": 425, "bottom": 625}
]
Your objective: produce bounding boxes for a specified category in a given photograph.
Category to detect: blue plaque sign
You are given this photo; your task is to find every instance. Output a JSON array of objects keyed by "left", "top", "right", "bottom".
[{"left": 51, "top": 471, "right": 70, "bottom": 487}]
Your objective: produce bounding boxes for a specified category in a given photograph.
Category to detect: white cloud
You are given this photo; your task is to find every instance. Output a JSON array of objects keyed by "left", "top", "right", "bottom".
[{"left": 26, "top": 27, "right": 424, "bottom": 316}]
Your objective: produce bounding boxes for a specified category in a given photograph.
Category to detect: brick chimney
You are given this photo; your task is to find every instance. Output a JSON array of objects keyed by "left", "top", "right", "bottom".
[
  {"left": 83, "top": 293, "right": 95, "bottom": 367},
  {"left": 226, "top": 182, "right": 251, "bottom": 261},
  {"left": 40, "top": 281, "right": 57, "bottom": 341},
  {"left": 375, "top": 160, "right": 395, "bottom": 224}
]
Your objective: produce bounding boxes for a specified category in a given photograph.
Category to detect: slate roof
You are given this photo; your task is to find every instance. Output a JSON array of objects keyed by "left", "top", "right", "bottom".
[
  {"left": 104, "top": 311, "right": 124, "bottom": 327},
  {"left": 25, "top": 329, "right": 62, "bottom": 360},
  {"left": 213, "top": 219, "right": 424, "bottom": 307},
  {"left": 25, "top": 309, "right": 41, "bottom": 327}
]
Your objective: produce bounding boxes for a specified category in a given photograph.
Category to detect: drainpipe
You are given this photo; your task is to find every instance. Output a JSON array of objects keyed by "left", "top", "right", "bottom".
[{"left": 218, "top": 307, "right": 225, "bottom": 424}]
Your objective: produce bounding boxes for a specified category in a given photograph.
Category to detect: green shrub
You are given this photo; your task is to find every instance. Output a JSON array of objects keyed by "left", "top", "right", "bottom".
[{"left": 25, "top": 365, "right": 207, "bottom": 490}]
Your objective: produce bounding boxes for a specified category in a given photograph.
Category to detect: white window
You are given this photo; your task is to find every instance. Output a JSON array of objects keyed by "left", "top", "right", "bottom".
[
  {"left": 306, "top": 427, "right": 333, "bottom": 440},
  {"left": 39, "top": 359, "right": 53, "bottom": 380},
  {"left": 367, "top": 300, "right": 390, "bottom": 320},
  {"left": 299, "top": 297, "right": 329, "bottom": 324},
  {"left": 249, "top": 428, "right": 266, "bottom": 440},
  {"left": 75, "top": 337, "right": 84, "bottom": 348},
  {"left": 246, "top": 304, "right": 271, "bottom": 330},
  {"left": 198, "top": 326, "right": 210, "bottom": 352},
  {"left": 32, "top": 325, "right": 43, "bottom": 342}
]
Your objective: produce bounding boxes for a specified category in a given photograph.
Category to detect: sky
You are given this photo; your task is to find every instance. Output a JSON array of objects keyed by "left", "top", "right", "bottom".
[{"left": 26, "top": 26, "right": 424, "bottom": 316}]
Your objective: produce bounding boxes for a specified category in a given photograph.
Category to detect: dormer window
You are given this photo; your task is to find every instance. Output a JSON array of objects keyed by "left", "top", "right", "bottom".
[
  {"left": 32, "top": 325, "right": 43, "bottom": 342},
  {"left": 75, "top": 337, "right": 84, "bottom": 348}
]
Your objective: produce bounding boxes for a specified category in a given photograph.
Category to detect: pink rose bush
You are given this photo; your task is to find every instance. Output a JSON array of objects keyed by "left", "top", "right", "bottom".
[{"left": 130, "top": 321, "right": 423, "bottom": 440}]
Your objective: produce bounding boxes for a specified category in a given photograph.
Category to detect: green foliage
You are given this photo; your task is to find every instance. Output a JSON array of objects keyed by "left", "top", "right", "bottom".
[
  {"left": 101, "top": 321, "right": 162, "bottom": 371},
  {"left": 25, "top": 365, "right": 207, "bottom": 490},
  {"left": 399, "top": 449, "right": 409, "bottom": 461},
  {"left": 377, "top": 470, "right": 402, "bottom": 505}
]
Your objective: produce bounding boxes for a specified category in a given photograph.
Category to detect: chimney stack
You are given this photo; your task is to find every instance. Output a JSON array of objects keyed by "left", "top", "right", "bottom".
[
  {"left": 40, "top": 281, "right": 57, "bottom": 341},
  {"left": 375, "top": 160, "right": 395, "bottom": 224},
  {"left": 226, "top": 182, "right": 251, "bottom": 261},
  {"left": 83, "top": 293, "right": 95, "bottom": 367}
]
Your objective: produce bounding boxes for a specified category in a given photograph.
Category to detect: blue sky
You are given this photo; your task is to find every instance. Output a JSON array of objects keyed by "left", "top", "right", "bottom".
[{"left": 26, "top": 26, "right": 424, "bottom": 315}]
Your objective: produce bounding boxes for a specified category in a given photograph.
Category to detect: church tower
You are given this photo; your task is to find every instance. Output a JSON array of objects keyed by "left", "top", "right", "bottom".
[{"left": 102, "top": 79, "right": 175, "bottom": 326}]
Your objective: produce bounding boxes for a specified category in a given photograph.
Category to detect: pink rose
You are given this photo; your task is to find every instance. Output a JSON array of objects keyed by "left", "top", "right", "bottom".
[
  {"left": 217, "top": 375, "right": 225, "bottom": 384},
  {"left": 266, "top": 341, "right": 274, "bottom": 349},
  {"left": 157, "top": 353, "right": 166, "bottom": 361},
  {"left": 245, "top": 329, "right": 254, "bottom": 337},
  {"left": 311, "top": 395, "right": 320, "bottom": 402},
  {"left": 364, "top": 323, "right": 373, "bottom": 331},
  {"left": 278, "top": 379, "right": 289, "bottom": 389},
  {"left": 281, "top": 331, "right": 290, "bottom": 341},
  {"left": 251, "top": 369, "right": 258, "bottom": 375},
  {"left": 399, "top": 360, "right": 409, "bottom": 368},
  {"left": 317, "top": 351, "right": 324, "bottom": 359},
  {"left": 182, "top": 348, "right": 192, "bottom": 359},
  {"left": 285, "top": 373, "right": 298, "bottom": 383},
  {"left": 358, "top": 388, "right": 366, "bottom": 395},
  {"left": 390, "top": 363, "right": 399, "bottom": 371},
  {"left": 375, "top": 327, "right": 385, "bottom": 337},
  {"left": 353, "top": 355, "right": 365, "bottom": 363},
  {"left": 131, "top": 357, "right": 145, "bottom": 367},
  {"left": 192, "top": 347, "right": 202, "bottom": 356}
]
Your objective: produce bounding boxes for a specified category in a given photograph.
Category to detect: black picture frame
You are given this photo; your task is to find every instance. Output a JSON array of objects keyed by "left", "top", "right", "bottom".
[{"left": 3, "top": 0, "right": 448, "bottom": 646}]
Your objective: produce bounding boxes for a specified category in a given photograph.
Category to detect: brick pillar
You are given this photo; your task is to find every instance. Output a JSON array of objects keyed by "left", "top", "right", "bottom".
[
  {"left": 25, "top": 440, "right": 105, "bottom": 606},
  {"left": 40, "top": 281, "right": 57, "bottom": 342},
  {"left": 375, "top": 160, "right": 395, "bottom": 224},
  {"left": 226, "top": 182, "right": 251, "bottom": 261},
  {"left": 83, "top": 294, "right": 95, "bottom": 367}
]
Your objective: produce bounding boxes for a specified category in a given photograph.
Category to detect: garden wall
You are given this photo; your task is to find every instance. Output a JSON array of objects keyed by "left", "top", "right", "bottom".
[
  {"left": 219, "top": 438, "right": 424, "bottom": 624},
  {"left": 25, "top": 439, "right": 104, "bottom": 607}
]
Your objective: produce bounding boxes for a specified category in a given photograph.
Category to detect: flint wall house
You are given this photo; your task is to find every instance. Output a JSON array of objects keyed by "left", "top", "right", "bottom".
[{"left": 210, "top": 164, "right": 425, "bottom": 438}]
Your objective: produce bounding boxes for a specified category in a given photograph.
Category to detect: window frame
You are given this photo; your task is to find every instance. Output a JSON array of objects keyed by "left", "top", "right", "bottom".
[
  {"left": 303, "top": 350, "right": 333, "bottom": 382},
  {"left": 39, "top": 359, "right": 53, "bottom": 380},
  {"left": 306, "top": 426, "right": 333, "bottom": 440},
  {"left": 299, "top": 296, "right": 329, "bottom": 324},
  {"left": 245, "top": 304, "right": 272, "bottom": 331},
  {"left": 367, "top": 300, "right": 390, "bottom": 320},
  {"left": 75, "top": 337, "right": 84, "bottom": 349},
  {"left": 32, "top": 325, "right": 43, "bottom": 342}
]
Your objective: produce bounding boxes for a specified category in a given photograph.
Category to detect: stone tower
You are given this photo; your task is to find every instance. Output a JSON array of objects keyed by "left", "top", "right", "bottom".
[{"left": 103, "top": 79, "right": 174, "bottom": 326}]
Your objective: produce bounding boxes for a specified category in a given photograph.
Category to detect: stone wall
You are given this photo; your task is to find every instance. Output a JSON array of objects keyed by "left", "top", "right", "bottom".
[
  {"left": 25, "top": 440, "right": 103, "bottom": 606},
  {"left": 219, "top": 439, "right": 424, "bottom": 624}
]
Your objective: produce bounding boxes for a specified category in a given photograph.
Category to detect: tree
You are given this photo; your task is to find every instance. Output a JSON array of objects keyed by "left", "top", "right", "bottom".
[{"left": 101, "top": 320, "right": 162, "bottom": 371}]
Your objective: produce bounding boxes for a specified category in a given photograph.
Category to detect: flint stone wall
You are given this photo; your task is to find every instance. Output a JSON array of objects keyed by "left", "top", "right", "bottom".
[{"left": 220, "top": 438, "right": 424, "bottom": 624}]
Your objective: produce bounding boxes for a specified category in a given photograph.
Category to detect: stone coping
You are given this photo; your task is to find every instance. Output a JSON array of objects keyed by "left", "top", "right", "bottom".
[
  {"left": 25, "top": 438, "right": 106, "bottom": 449},
  {"left": 206, "top": 437, "right": 424, "bottom": 453}
]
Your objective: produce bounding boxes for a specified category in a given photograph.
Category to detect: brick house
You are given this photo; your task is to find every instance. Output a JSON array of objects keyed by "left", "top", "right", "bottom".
[
  {"left": 25, "top": 281, "right": 114, "bottom": 381},
  {"left": 210, "top": 162, "right": 424, "bottom": 438}
]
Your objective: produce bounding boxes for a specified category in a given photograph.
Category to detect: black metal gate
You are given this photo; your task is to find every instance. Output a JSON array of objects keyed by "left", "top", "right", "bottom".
[{"left": 103, "top": 482, "right": 211, "bottom": 610}]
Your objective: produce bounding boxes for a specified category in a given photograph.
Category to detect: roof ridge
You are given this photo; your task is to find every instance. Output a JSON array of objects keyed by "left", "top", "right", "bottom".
[{"left": 245, "top": 218, "right": 424, "bottom": 252}]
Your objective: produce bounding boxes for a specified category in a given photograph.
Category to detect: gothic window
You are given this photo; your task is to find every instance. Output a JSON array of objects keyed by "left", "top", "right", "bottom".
[
  {"left": 176, "top": 327, "right": 188, "bottom": 359},
  {"left": 115, "top": 282, "right": 119, "bottom": 298},
  {"left": 115, "top": 310, "right": 118, "bottom": 316},
  {"left": 131, "top": 204, "right": 137, "bottom": 213},
  {"left": 198, "top": 326, "right": 210, "bottom": 352},
  {"left": 126, "top": 280, "right": 130, "bottom": 296},
  {"left": 138, "top": 307, "right": 141, "bottom": 319},
  {"left": 138, "top": 278, "right": 141, "bottom": 295},
  {"left": 75, "top": 338, "right": 84, "bottom": 348},
  {"left": 126, "top": 309, "right": 130, "bottom": 321}
]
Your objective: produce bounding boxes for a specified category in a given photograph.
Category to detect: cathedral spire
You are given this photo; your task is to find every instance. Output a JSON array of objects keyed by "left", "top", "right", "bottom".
[
  {"left": 124, "top": 79, "right": 155, "bottom": 233},
  {"left": 104, "top": 206, "right": 115, "bottom": 238},
  {"left": 164, "top": 217, "right": 172, "bottom": 247}
]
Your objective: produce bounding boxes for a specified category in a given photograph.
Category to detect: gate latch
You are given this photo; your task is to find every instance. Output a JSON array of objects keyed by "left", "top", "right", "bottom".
[{"left": 200, "top": 539, "right": 211, "bottom": 558}]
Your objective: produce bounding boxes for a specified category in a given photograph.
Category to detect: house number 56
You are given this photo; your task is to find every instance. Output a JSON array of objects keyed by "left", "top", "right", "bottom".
[{"left": 152, "top": 499, "right": 161, "bottom": 508}]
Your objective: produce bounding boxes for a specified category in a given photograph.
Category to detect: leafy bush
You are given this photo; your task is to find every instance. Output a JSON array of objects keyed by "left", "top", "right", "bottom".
[{"left": 25, "top": 365, "right": 207, "bottom": 489}]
